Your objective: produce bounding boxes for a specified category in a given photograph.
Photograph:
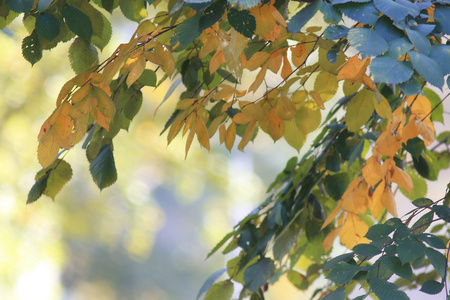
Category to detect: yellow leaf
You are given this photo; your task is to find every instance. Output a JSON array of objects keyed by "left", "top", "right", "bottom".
[
  {"left": 406, "top": 95, "right": 431, "bottom": 117},
  {"left": 372, "top": 91, "right": 392, "bottom": 119},
  {"left": 225, "top": 123, "right": 236, "bottom": 151},
  {"left": 375, "top": 131, "right": 402, "bottom": 157},
  {"left": 250, "top": 4, "right": 277, "bottom": 37},
  {"left": 53, "top": 113, "right": 73, "bottom": 150},
  {"left": 248, "top": 65, "right": 268, "bottom": 93},
  {"left": 291, "top": 43, "right": 308, "bottom": 67},
  {"left": 185, "top": 127, "right": 196, "bottom": 158},
  {"left": 341, "top": 178, "right": 370, "bottom": 214},
  {"left": 219, "top": 123, "right": 226, "bottom": 144},
  {"left": 246, "top": 52, "right": 270, "bottom": 71},
  {"left": 38, "top": 127, "right": 60, "bottom": 168},
  {"left": 337, "top": 55, "right": 370, "bottom": 83},
  {"left": 72, "top": 114, "right": 89, "bottom": 145},
  {"left": 339, "top": 213, "right": 369, "bottom": 249},
  {"left": 401, "top": 117, "right": 419, "bottom": 143},
  {"left": 314, "top": 71, "right": 338, "bottom": 102},
  {"left": 196, "top": 116, "right": 210, "bottom": 150},
  {"left": 309, "top": 91, "right": 325, "bottom": 110},
  {"left": 275, "top": 95, "right": 296, "bottom": 120},
  {"left": 270, "top": 4, "right": 287, "bottom": 27},
  {"left": 176, "top": 98, "right": 197, "bottom": 110},
  {"left": 242, "top": 103, "right": 264, "bottom": 121},
  {"left": 392, "top": 165, "right": 413, "bottom": 193},
  {"left": 361, "top": 75, "right": 376, "bottom": 91},
  {"left": 71, "top": 84, "right": 92, "bottom": 104},
  {"left": 126, "top": 55, "right": 146, "bottom": 88},
  {"left": 343, "top": 80, "right": 362, "bottom": 96},
  {"left": 323, "top": 226, "right": 342, "bottom": 254},
  {"left": 199, "top": 33, "right": 220, "bottom": 59},
  {"left": 233, "top": 113, "right": 253, "bottom": 125},
  {"left": 345, "top": 89, "right": 375, "bottom": 132},
  {"left": 291, "top": 90, "right": 307, "bottom": 104},
  {"left": 380, "top": 184, "right": 397, "bottom": 217},
  {"left": 209, "top": 50, "right": 226, "bottom": 74},
  {"left": 362, "top": 155, "right": 384, "bottom": 187},
  {"left": 415, "top": 118, "right": 435, "bottom": 144},
  {"left": 295, "top": 101, "right": 321, "bottom": 134},
  {"left": 238, "top": 120, "right": 257, "bottom": 151},
  {"left": 267, "top": 108, "right": 285, "bottom": 141},
  {"left": 283, "top": 119, "right": 306, "bottom": 151},
  {"left": 281, "top": 52, "right": 293, "bottom": 79},
  {"left": 371, "top": 182, "right": 385, "bottom": 219},
  {"left": 321, "top": 200, "right": 343, "bottom": 230}
]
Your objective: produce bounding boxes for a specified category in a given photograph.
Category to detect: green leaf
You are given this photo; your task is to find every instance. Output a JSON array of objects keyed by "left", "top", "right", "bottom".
[
  {"left": 405, "top": 28, "right": 430, "bottom": 55},
  {"left": 380, "top": 256, "right": 412, "bottom": 280},
  {"left": 411, "top": 211, "right": 434, "bottom": 234},
  {"left": 197, "top": 268, "right": 228, "bottom": 300},
  {"left": 347, "top": 27, "right": 388, "bottom": 57},
  {"left": 273, "top": 226, "right": 298, "bottom": 261},
  {"left": 207, "top": 232, "right": 234, "bottom": 259},
  {"left": 408, "top": 50, "right": 444, "bottom": 88},
  {"left": 323, "top": 173, "right": 350, "bottom": 200},
  {"left": 365, "top": 223, "right": 395, "bottom": 240},
  {"left": 369, "top": 278, "right": 409, "bottom": 300},
  {"left": 326, "top": 261, "right": 360, "bottom": 285},
  {"left": 371, "top": 56, "right": 413, "bottom": 84},
  {"left": 397, "top": 240, "right": 426, "bottom": 265},
  {"left": 119, "top": 0, "right": 147, "bottom": 22},
  {"left": 418, "top": 233, "right": 447, "bottom": 249},
  {"left": 420, "top": 280, "right": 444, "bottom": 295},
  {"left": 5, "top": 0, "right": 33, "bottom": 13},
  {"left": 432, "top": 205, "right": 450, "bottom": 221},
  {"left": 326, "top": 150, "right": 341, "bottom": 172},
  {"left": 227, "top": 8, "right": 255, "bottom": 38},
  {"left": 324, "top": 253, "right": 354, "bottom": 270},
  {"left": 199, "top": 0, "right": 226, "bottom": 31},
  {"left": 62, "top": 4, "right": 93, "bottom": 40},
  {"left": 353, "top": 244, "right": 381, "bottom": 257},
  {"left": 423, "top": 87, "right": 444, "bottom": 123},
  {"left": 243, "top": 258, "right": 275, "bottom": 292},
  {"left": 204, "top": 280, "right": 233, "bottom": 300},
  {"left": 89, "top": 144, "right": 118, "bottom": 190},
  {"left": 35, "top": 14, "right": 61, "bottom": 41},
  {"left": 287, "top": 270, "right": 309, "bottom": 290},
  {"left": 413, "top": 152, "right": 438, "bottom": 181},
  {"left": 346, "top": 89, "right": 375, "bottom": 132},
  {"left": 90, "top": 11, "right": 112, "bottom": 51},
  {"left": 138, "top": 69, "right": 157, "bottom": 87},
  {"left": 123, "top": 90, "right": 143, "bottom": 121},
  {"left": 287, "top": 1, "right": 322, "bottom": 33},
  {"left": 412, "top": 197, "right": 433, "bottom": 208},
  {"left": 426, "top": 247, "right": 447, "bottom": 278},
  {"left": 339, "top": 2, "right": 379, "bottom": 26},
  {"left": 68, "top": 37, "right": 99, "bottom": 74},
  {"left": 373, "top": 0, "right": 419, "bottom": 22},
  {"left": 27, "top": 173, "right": 49, "bottom": 204},
  {"left": 322, "top": 286, "right": 345, "bottom": 300},
  {"left": 22, "top": 30, "right": 42, "bottom": 65},
  {"left": 43, "top": 160, "right": 73, "bottom": 199}
]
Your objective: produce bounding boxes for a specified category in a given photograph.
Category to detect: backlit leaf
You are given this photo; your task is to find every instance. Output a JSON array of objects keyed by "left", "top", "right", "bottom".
[
  {"left": 69, "top": 37, "right": 99, "bottom": 74},
  {"left": 346, "top": 89, "right": 375, "bottom": 132},
  {"left": 119, "top": 0, "right": 147, "bottom": 22},
  {"left": 22, "top": 30, "right": 42, "bottom": 65},
  {"left": 204, "top": 280, "right": 233, "bottom": 300},
  {"left": 38, "top": 127, "right": 60, "bottom": 168},
  {"left": 44, "top": 159, "right": 73, "bottom": 199}
]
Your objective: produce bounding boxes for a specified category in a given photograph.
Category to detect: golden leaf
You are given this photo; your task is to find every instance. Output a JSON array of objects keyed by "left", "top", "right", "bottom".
[
  {"left": 337, "top": 55, "right": 370, "bottom": 83},
  {"left": 38, "top": 127, "right": 60, "bottom": 168},
  {"left": 314, "top": 71, "right": 338, "bottom": 102},
  {"left": 362, "top": 155, "right": 384, "bottom": 187},
  {"left": 341, "top": 178, "right": 370, "bottom": 214},
  {"left": 380, "top": 184, "right": 397, "bottom": 217},
  {"left": 401, "top": 117, "right": 419, "bottom": 143},
  {"left": 281, "top": 52, "right": 293, "bottom": 79},
  {"left": 208, "top": 115, "right": 225, "bottom": 138},
  {"left": 238, "top": 120, "right": 257, "bottom": 151},
  {"left": 275, "top": 95, "right": 296, "bottom": 120},
  {"left": 248, "top": 65, "right": 268, "bottom": 93},
  {"left": 372, "top": 91, "right": 392, "bottom": 119},
  {"left": 283, "top": 119, "right": 306, "bottom": 151},
  {"left": 406, "top": 95, "right": 431, "bottom": 117},
  {"left": 233, "top": 113, "right": 253, "bottom": 125},
  {"left": 339, "top": 213, "right": 369, "bottom": 249},
  {"left": 185, "top": 128, "right": 196, "bottom": 159},
  {"left": 242, "top": 103, "right": 265, "bottom": 121},
  {"left": 323, "top": 226, "right": 342, "bottom": 254},
  {"left": 126, "top": 54, "right": 146, "bottom": 88},
  {"left": 309, "top": 91, "right": 325, "bottom": 110},
  {"left": 374, "top": 131, "right": 402, "bottom": 157},
  {"left": 53, "top": 112, "right": 73, "bottom": 150},
  {"left": 392, "top": 165, "right": 413, "bottom": 193},
  {"left": 370, "top": 182, "right": 384, "bottom": 219},
  {"left": 267, "top": 108, "right": 285, "bottom": 141},
  {"left": 219, "top": 123, "right": 226, "bottom": 144},
  {"left": 246, "top": 52, "right": 270, "bottom": 71},
  {"left": 209, "top": 50, "right": 226, "bottom": 74},
  {"left": 291, "top": 43, "right": 308, "bottom": 68},
  {"left": 361, "top": 75, "right": 376, "bottom": 91},
  {"left": 268, "top": 49, "right": 283, "bottom": 73},
  {"left": 415, "top": 118, "right": 435, "bottom": 144},
  {"left": 72, "top": 114, "right": 89, "bottom": 145},
  {"left": 291, "top": 90, "right": 307, "bottom": 104},
  {"left": 225, "top": 122, "right": 236, "bottom": 151},
  {"left": 321, "top": 200, "right": 343, "bottom": 230},
  {"left": 196, "top": 116, "right": 210, "bottom": 150},
  {"left": 295, "top": 101, "right": 321, "bottom": 134}
]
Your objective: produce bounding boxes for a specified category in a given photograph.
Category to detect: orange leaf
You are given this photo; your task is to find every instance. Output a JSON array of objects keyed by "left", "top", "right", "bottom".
[
  {"left": 267, "top": 108, "right": 285, "bottom": 141},
  {"left": 309, "top": 91, "right": 325, "bottom": 110},
  {"left": 238, "top": 120, "right": 257, "bottom": 151},
  {"left": 248, "top": 64, "right": 268, "bottom": 93},
  {"left": 406, "top": 95, "right": 431, "bottom": 117},
  {"left": 268, "top": 49, "right": 283, "bottom": 73},
  {"left": 225, "top": 122, "right": 236, "bottom": 151},
  {"left": 281, "top": 52, "right": 293, "bottom": 79},
  {"left": 370, "top": 182, "right": 385, "bottom": 219},
  {"left": 275, "top": 96, "right": 296, "bottom": 120},
  {"left": 126, "top": 55, "right": 146, "bottom": 88},
  {"left": 339, "top": 213, "right": 370, "bottom": 249},
  {"left": 321, "top": 200, "right": 343, "bottom": 230},
  {"left": 362, "top": 155, "right": 384, "bottom": 187},
  {"left": 233, "top": 113, "right": 253, "bottom": 125},
  {"left": 341, "top": 178, "right": 370, "bottom": 214},
  {"left": 246, "top": 52, "right": 270, "bottom": 71},
  {"left": 323, "top": 226, "right": 342, "bottom": 254},
  {"left": 185, "top": 127, "right": 196, "bottom": 158},
  {"left": 374, "top": 131, "right": 402, "bottom": 157},
  {"left": 392, "top": 165, "right": 413, "bottom": 193},
  {"left": 337, "top": 55, "right": 370, "bottom": 83},
  {"left": 291, "top": 43, "right": 308, "bottom": 67},
  {"left": 219, "top": 123, "right": 226, "bottom": 144},
  {"left": 380, "top": 184, "right": 397, "bottom": 217},
  {"left": 209, "top": 50, "right": 226, "bottom": 74}
]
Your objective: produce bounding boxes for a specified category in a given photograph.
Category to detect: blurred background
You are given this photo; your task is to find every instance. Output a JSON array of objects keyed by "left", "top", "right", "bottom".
[{"left": 1, "top": 8, "right": 449, "bottom": 300}]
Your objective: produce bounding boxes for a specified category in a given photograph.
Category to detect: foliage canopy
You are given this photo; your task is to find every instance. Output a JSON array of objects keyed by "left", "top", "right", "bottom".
[{"left": 2, "top": 0, "right": 450, "bottom": 298}]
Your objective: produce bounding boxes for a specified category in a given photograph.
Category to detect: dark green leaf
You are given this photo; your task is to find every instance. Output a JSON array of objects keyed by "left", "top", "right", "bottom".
[
  {"left": 5, "top": 0, "right": 34, "bottom": 13},
  {"left": 404, "top": 138, "right": 425, "bottom": 159},
  {"left": 89, "top": 144, "right": 118, "bottom": 190},
  {"left": 204, "top": 280, "right": 233, "bottom": 300},
  {"left": 371, "top": 56, "right": 413, "bottom": 84},
  {"left": 119, "top": 0, "right": 147, "bottom": 22},
  {"left": 181, "top": 59, "right": 199, "bottom": 90},
  {"left": 123, "top": 90, "right": 143, "bottom": 121},
  {"left": 412, "top": 197, "right": 433, "bottom": 207},
  {"left": 369, "top": 278, "right": 409, "bottom": 300},
  {"left": 22, "top": 30, "right": 43, "bottom": 65},
  {"left": 36, "top": 14, "right": 61, "bottom": 41},
  {"left": 434, "top": 6, "right": 450, "bottom": 34},
  {"left": 138, "top": 69, "right": 157, "bottom": 87},
  {"left": 68, "top": 37, "right": 99, "bottom": 74},
  {"left": 326, "top": 261, "right": 360, "bottom": 285},
  {"left": 418, "top": 233, "right": 447, "bottom": 249},
  {"left": 365, "top": 223, "right": 395, "bottom": 240},
  {"left": 44, "top": 160, "right": 73, "bottom": 200},
  {"left": 102, "top": 0, "right": 115, "bottom": 13},
  {"left": 353, "top": 244, "right": 381, "bottom": 257},
  {"left": 411, "top": 211, "right": 434, "bottom": 234},
  {"left": 287, "top": 270, "right": 309, "bottom": 290},
  {"left": 413, "top": 153, "right": 438, "bottom": 181},
  {"left": 326, "top": 150, "right": 341, "bottom": 172},
  {"left": 287, "top": 1, "right": 321, "bottom": 34},
  {"left": 420, "top": 280, "right": 444, "bottom": 295},
  {"left": 227, "top": 8, "right": 256, "bottom": 38},
  {"left": 62, "top": 4, "right": 93, "bottom": 40},
  {"left": 408, "top": 50, "right": 444, "bottom": 88},
  {"left": 173, "top": 12, "right": 201, "bottom": 47},
  {"left": 323, "top": 172, "right": 350, "bottom": 200},
  {"left": 90, "top": 9, "right": 112, "bottom": 51},
  {"left": 322, "top": 286, "right": 345, "bottom": 300},
  {"left": 433, "top": 205, "right": 450, "bottom": 221},
  {"left": 338, "top": 2, "right": 379, "bottom": 26},
  {"left": 397, "top": 240, "right": 426, "bottom": 265},
  {"left": 347, "top": 139, "right": 363, "bottom": 168},
  {"left": 27, "top": 173, "right": 49, "bottom": 204},
  {"left": 405, "top": 28, "right": 430, "bottom": 55},
  {"left": 197, "top": 268, "right": 228, "bottom": 300},
  {"left": 380, "top": 256, "right": 412, "bottom": 280},
  {"left": 243, "top": 258, "right": 275, "bottom": 292},
  {"left": 199, "top": 0, "right": 226, "bottom": 31},
  {"left": 324, "top": 253, "right": 354, "bottom": 271},
  {"left": 426, "top": 247, "right": 447, "bottom": 278}
]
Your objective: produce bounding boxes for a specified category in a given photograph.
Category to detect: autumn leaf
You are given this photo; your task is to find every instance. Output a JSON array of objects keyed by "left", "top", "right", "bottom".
[
  {"left": 339, "top": 213, "right": 370, "bottom": 249},
  {"left": 337, "top": 55, "right": 370, "bottom": 83}
]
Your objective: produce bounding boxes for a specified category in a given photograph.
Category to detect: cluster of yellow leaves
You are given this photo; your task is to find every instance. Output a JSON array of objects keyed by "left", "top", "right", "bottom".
[
  {"left": 322, "top": 94, "right": 435, "bottom": 250},
  {"left": 38, "top": 23, "right": 176, "bottom": 168}
]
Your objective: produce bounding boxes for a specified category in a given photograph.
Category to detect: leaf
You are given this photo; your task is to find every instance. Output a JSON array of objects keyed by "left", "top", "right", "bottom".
[
  {"left": 199, "top": 0, "right": 226, "bottom": 31},
  {"left": 5, "top": 0, "right": 34, "bottom": 13},
  {"left": 347, "top": 28, "right": 388, "bottom": 57},
  {"left": 423, "top": 87, "right": 444, "bottom": 123},
  {"left": 315, "top": 71, "right": 338, "bottom": 102},
  {"left": 346, "top": 89, "right": 375, "bottom": 132},
  {"left": 386, "top": 37, "right": 413, "bottom": 59},
  {"left": 420, "top": 280, "right": 444, "bottom": 295},
  {"left": 89, "top": 144, "right": 117, "bottom": 190},
  {"left": 353, "top": 243, "right": 381, "bottom": 257},
  {"left": 434, "top": 6, "right": 450, "bottom": 35},
  {"left": 287, "top": 270, "right": 309, "bottom": 290},
  {"left": 371, "top": 56, "right": 413, "bottom": 84},
  {"left": 27, "top": 173, "right": 49, "bottom": 204},
  {"left": 418, "top": 234, "right": 447, "bottom": 249},
  {"left": 138, "top": 69, "right": 157, "bottom": 87},
  {"left": 373, "top": 0, "right": 419, "bottom": 22},
  {"left": 283, "top": 120, "right": 306, "bottom": 151},
  {"left": 405, "top": 28, "right": 430, "bottom": 55},
  {"left": 397, "top": 240, "right": 426, "bottom": 265},
  {"left": 380, "top": 256, "right": 412, "bottom": 280},
  {"left": 173, "top": 12, "right": 201, "bottom": 47},
  {"left": 227, "top": 8, "right": 255, "bottom": 38},
  {"left": 425, "top": 247, "right": 446, "bottom": 278},
  {"left": 412, "top": 197, "right": 433, "bottom": 208},
  {"left": 326, "top": 261, "right": 360, "bottom": 285},
  {"left": 411, "top": 211, "right": 434, "bottom": 235},
  {"left": 92, "top": 86, "right": 116, "bottom": 130},
  {"left": 44, "top": 160, "right": 73, "bottom": 199},
  {"left": 399, "top": 168, "right": 427, "bottom": 200},
  {"left": 35, "top": 13, "right": 61, "bottom": 41},
  {"left": 84, "top": 3, "right": 112, "bottom": 51},
  {"left": 69, "top": 37, "right": 99, "bottom": 75},
  {"left": 323, "top": 173, "right": 350, "bottom": 200},
  {"left": 433, "top": 205, "right": 450, "bottom": 221},
  {"left": 38, "top": 127, "right": 60, "bottom": 168},
  {"left": 369, "top": 278, "right": 409, "bottom": 300},
  {"left": 119, "top": 0, "right": 147, "bottom": 22},
  {"left": 204, "top": 280, "right": 233, "bottom": 300},
  {"left": 365, "top": 223, "right": 395, "bottom": 240},
  {"left": 22, "top": 30, "right": 42, "bottom": 66},
  {"left": 197, "top": 268, "right": 229, "bottom": 299},
  {"left": 126, "top": 55, "right": 146, "bottom": 88},
  {"left": 207, "top": 233, "right": 234, "bottom": 259},
  {"left": 243, "top": 258, "right": 275, "bottom": 292},
  {"left": 338, "top": 2, "right": 379, "bottom": 26},
  {"left": 324, "top": 253, "right": 354, "bottom": 271},
  {"left": 337, "top": 55, "right": 370, "bottom": 83},
  {"left": 287, "top": 0, "right": 322, "bottom": 34},
  {"left": 408, "top": 50, "right": 444, "bottom": 88},
  {"left": 339, "top": 213, "right": 370, "bottom": 249},
  {"left": 62, "top": 4, "right": 93, "bottom": 40}
]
